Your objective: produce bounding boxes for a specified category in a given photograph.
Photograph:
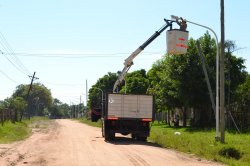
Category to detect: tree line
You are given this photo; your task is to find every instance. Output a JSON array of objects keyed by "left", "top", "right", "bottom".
[
  {"left": 89, "top": 32, "right": 250, "bottom": 130},
  {"left": 0, "top": 83, "right": 78, "bottom": 124}
]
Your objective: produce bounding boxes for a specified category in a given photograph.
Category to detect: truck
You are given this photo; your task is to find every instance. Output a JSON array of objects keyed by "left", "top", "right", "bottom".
[
  {"left": 91, "top": 108, "right": 101, "bottom": 122},
  {"left": 101, "top": 18, "right": 187, "bottom": 141},
  {"left": 102, "top": 93, "right": 153, "bottom": 141}
]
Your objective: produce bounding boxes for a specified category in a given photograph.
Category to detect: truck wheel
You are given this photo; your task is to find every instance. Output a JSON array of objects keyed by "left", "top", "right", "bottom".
[
  {"left": 104, "top": 128, "right": 110, "bottom": 141},
  {"left": 109, "top": 132, "right": 115, "bottom": 140},
  {"left": 104, "top": 121, "right": 110, "bottom": 141},
  {"left": 101, "top": 121, "right": 104, "bottom": 137}
]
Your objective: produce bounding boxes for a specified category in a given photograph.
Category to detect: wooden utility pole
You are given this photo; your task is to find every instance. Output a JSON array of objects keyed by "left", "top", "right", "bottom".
[
  {"left": 220, "top": 0, "right": 225, "bottom": 143},
  {"left": 21, "top": 72, "right": 39, "bottom": 120}
]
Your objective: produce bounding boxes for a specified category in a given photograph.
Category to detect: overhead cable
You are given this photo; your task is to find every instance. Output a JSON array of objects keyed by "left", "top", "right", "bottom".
[
  {"left": 0, "top": 69, "right": 19, "bottom": 84},
  {"left": 3, "top": 51, "right": 163, "bottom": 59},
  {"left": 0, "top": 32, "right": 31, "bottom": 75}
]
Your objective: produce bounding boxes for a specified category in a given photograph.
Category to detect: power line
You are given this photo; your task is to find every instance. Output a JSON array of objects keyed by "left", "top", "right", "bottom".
[
  {"left": 0, "top": 44, "right": 31, "bottom": 75},
  {"left": 7, "top": 51, "right": 162, "bottom": 55},
  {"left": 0, "top": 34, "right": 26, "bottom": 68},
  {"left": 40, "top": 81, "right": 84, "bottom": 86},
  {"left": 0, "top": 49, "right": 29, "bottom": 75},
  {"left": 0, "top": 69, "right": 19, "bottom": 84},
  {"left": 0, "top": 32, "right": 31, "bottom": 75},
  {"left": 2, "top": 51, "right": 163, "bottom": 59}
]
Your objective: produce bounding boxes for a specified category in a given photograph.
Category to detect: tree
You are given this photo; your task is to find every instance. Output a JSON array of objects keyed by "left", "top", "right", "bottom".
[
  {"left": 88, "top": 72, "right": 118, "bottom": 109},
  {"left": 49, "top": 98, "right": 70, "bottom": 118},
  {"left": 11, "top": 97, "right": 27, "bottom": 122},
  {"left": 235, "top": 74, "right": 250, "bottom": 109},
  {"left": 147, "top": 59, "right": 176, "bottom": 112},
  {"left": 120, "top": 69, "right": 149, "bottom": 94},
  {"left": 147, "top": 32, "right": 247, "bottom": 127},
  {"left": 0, "top": 97, "right": 27, "bottom": 123},
  {"left": 233, "top": 74, "right": 250, "bottom": 129},
  {"left": 13, "top": 83, "right": 53, "bottom": 118},
  {"left": 0, "top": 101, "right": 4, "bottom": 110},
  {"left": 224, "top": 40, "right": 247, "bottom": 107}
]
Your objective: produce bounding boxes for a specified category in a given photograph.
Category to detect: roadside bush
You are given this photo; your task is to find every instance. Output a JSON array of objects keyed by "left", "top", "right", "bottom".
[{"left": 219, "top": 147, "right": 241, "bottom": 160}]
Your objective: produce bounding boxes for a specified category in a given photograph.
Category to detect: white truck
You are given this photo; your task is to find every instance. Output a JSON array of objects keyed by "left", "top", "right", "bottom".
[
  {"left": 102, "top": 18, "right": 187, "bottom": 141},
  {"left": 102, "top": 93, "right": 153, "bottom": 141}
]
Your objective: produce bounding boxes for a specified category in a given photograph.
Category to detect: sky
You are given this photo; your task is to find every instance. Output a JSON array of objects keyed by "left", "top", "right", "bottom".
[{"left": 0, "top": 0, "right": 249, "bottom": 105}]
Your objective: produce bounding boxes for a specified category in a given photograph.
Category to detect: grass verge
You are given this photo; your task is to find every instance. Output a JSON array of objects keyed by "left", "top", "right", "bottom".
[
  {"left": 149, "top": 122, "right": 250, "bottom": 166},
  {"left": 0, "top": 116, "right": 49, "bottom": 143},
  {"left": 77, "top": 118, "right": 102, "bottom": 128}
]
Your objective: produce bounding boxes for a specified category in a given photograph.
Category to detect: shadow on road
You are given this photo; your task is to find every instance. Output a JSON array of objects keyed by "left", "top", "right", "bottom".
[{"left": 105, "top": 136, "right": 161, "bottom": 148}]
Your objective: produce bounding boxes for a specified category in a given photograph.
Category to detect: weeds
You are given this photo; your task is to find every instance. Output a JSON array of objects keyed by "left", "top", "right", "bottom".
[{"left": 0, "top": 117, "right": 49, "bottom": 143}]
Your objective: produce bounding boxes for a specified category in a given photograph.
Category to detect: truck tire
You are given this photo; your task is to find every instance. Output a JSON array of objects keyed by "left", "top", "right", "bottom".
[
  {"left": 104, "top": 129, "right": 115, "bottom": 141},
  {"left": 101, "top": 120, "right": 104, "bottom": 137},
  {"left": 109, "top": 132, "right": 115, "bottom": 140},
  {"left": 104, "top": 121, "right": 115, "bottom": 141},
  {"left": 104, "top": 129, "right": 110, "bottom": 141},
  {"left": 104, "top": 122, "right": 110, "bottom": 141}
]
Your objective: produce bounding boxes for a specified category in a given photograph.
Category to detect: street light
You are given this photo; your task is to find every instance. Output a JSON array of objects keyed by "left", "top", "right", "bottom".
[
  {"left": 171, "top": 15, "right": 220, "bottom": 140},
  {"left": 93, "top": 87, "right": 104, "bottom": 102},
  {"left": 93, "top": 87, "right": 104, "bottom": 116}
]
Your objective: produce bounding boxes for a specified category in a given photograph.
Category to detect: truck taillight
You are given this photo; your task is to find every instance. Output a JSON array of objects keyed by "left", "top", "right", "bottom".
[
  {"left": 107, "top": 117, "right": 118, "bottom": 120},
  {"left": 142, "top": 118, "right": 152, "bottom": 122}
]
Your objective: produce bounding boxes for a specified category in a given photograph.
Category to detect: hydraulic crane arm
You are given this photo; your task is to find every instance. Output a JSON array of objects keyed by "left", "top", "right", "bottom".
[{"left": 113, "top": 19, "right": 179, "bottom": 93}]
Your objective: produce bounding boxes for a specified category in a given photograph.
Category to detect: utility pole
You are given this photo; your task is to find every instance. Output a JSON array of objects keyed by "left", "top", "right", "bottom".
[
  {"left": 220, "top": 0, "right": 225, "bottom": 143},
  {"left": 20, "top": 72, "right": 39, "bottom": 120},
  {"left": 196, "top": 41, "right": 216, "bottom": 114},
  {"left": 80, "top": 95, "right": 82, "bottom": 117},
  {"left": 86, "top": 80, "right": 88, "bottom": 107},
  {"left": 70, "top": 102, "right": 72, "bottom": 118}
]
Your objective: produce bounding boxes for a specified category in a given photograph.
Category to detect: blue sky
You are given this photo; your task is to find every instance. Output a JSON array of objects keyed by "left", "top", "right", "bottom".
[{"left": 0, "top": 0, "right": 249, "bottom": 105}]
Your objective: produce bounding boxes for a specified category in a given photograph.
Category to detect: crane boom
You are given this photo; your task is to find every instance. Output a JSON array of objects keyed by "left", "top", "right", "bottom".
[{"left": 113, "top": 19, "right": 176, "bottom": 93}]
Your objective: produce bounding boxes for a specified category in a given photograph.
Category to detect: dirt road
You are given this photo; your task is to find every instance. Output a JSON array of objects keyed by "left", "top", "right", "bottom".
[{"left": 0, "top": 119, "right": 223, "bottom": 166}]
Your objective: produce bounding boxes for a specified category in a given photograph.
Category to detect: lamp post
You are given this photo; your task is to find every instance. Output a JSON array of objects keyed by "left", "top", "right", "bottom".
[
  {"left": 93, "top": 87, "right": 104, "bottom": 116},
  {"left": 171, "top": 15, "right": 220, "bottom": 140}
]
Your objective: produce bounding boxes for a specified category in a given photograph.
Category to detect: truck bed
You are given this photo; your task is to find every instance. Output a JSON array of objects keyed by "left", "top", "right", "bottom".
[{"left": 107, "top": 94, "right": 153, "bottom": 119}]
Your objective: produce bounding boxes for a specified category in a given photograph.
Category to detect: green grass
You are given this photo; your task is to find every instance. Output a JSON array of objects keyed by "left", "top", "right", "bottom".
[
  {"left": 0, "top": 121, "right": 30, "bottom": 143},
  {"left": 149, "top": 122, "right": 250, "bottom": 166},
  {"left": 77, "top": 118, "right": 102, "bottom": 128},
  {"left": 0, "top": 116, "right": 49, "bottom": 143}
]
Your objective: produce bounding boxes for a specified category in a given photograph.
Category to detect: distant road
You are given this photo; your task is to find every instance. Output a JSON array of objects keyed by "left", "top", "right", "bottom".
[{"left": 0, "top": 119, "right": 223, "bottom": 166}]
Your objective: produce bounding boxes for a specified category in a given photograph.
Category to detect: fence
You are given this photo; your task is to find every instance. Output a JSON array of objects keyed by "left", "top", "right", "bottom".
[
  {"left": 154, "top": 110, "right": 192, "bottom": 127},
  {"left": 154, "top": 112, "right": 168, "bottom": 122},
  {"left": 154, "top": 112, "right": 178, "bottom": 126},
  {"left": 227, "top": 111, "right": 250, "bottom": 131},
  {"left": 154, "top": 109, "right": 250, "bottom": 130}
]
